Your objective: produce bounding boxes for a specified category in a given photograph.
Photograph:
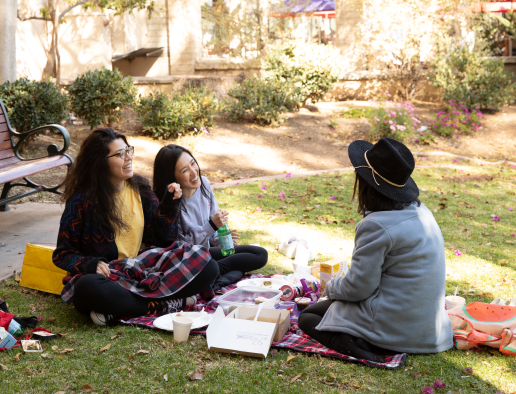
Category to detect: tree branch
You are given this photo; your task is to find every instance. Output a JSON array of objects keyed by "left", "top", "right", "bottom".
[
  {"left": 58, "top": 0, "right": 92, "bottom": 24},
  {"left": 17, "top": 12, "right": 51, "bottom": 22}
]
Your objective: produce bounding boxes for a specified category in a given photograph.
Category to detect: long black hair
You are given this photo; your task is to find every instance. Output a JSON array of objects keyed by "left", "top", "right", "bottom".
[
  {"left": 62, "top": 128, "right": 148, "bottom": 236},
  {"left": 153, "top": 144, "right": 212, "bottom": 208},
  {"left": 352, "top": 172, "right": 421, "bottom": 214}
]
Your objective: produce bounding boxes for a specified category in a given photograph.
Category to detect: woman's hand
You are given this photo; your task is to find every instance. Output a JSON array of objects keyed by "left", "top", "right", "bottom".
[
  {"left": 167, "top": 183, "right": 183, "bottom": 200},
  {"left": 96, "top": 261, "right": 110, "bottom": 278},
  {"left": 211, "top": 209, "right": 229, "bottom": 229},
  {"left": 231, "top": 229, "right": 240, "bottom": 245}
]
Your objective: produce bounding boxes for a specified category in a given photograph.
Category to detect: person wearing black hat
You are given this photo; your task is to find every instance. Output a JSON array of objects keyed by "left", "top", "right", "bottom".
[{"left": 298, "top": 138, "right": 453, "bottom": 361}]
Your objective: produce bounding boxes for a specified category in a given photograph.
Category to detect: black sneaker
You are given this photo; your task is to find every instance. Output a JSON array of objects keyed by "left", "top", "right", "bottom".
[
  {"left": 162, "top": 296, "right": 197, "bottom": 314},
  {"left": 90, "top": 311, "right": 115, "bottom": 326}
]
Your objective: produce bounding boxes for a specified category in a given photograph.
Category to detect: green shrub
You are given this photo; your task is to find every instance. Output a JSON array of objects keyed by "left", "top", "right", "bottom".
[
  {"left": 136, "top": 85, "right": 220, "bottom": 139},
  {"left": 225, "top": 76, "right": 300, "bottom": 127},
  {"left": 67, "top": 67, "right": 137, "bottom": 129},
  {"left": 429, "top": 48, "right": 516, "bottom": 110},
  {"left": 263, "top": 43, "right": 343, "bottom": 105},
  {"left": 0, "top": 78, "right": 69, "bottom": 133},
  {"left": 340, "top": 107, "right": 367, "bottom": 119},
  {"left": 366, "top": 97, "right": 420, "bottom": 142},
  {"left": 430, "top": 102, "right": 483, "bottom": 137},
  {"left": 179, "top": 84, "right": 221, "bottom": 130}
]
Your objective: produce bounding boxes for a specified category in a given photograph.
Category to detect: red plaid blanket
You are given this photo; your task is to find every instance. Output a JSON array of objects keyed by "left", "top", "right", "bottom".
[
  {"left": 61, "top": 242, "right": 211, "bottom": 303},
  {"left": 120, "top": 274, "right": 407, "bottom": 369}
]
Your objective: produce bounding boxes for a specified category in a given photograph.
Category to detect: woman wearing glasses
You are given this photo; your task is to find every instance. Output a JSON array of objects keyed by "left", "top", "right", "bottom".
[{"left": 53, "top": 128, "right": 218, "bottom": 325}]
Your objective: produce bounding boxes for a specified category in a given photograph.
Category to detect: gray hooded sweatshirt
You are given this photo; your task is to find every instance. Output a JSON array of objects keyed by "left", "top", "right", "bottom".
[
  {"left": 318, "top": 202, "right": 453, "bottom": 354},
  {"left": 177, "top": 176, "right": 220, "bottom": 248}
]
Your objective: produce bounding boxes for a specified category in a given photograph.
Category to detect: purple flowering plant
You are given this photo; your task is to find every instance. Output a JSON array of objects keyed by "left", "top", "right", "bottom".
[
  {"left": 431, "top": 101, "right": 483, "bottom": 138},
  {"left": 366, "top": 93, "right": 421, "bottom": 142}
]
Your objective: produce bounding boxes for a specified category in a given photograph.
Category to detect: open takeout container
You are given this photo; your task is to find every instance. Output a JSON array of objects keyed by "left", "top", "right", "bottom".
[
  {"left": 216, "top": 286, "right": 282, "bottom": 313},
  {"left": 206, "top": 306, "right": 290, "bottom": 358}
]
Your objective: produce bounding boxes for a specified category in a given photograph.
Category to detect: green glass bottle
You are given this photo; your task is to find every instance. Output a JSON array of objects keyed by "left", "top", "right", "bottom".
[{"left": 218, "top": 224, "right": 235, "bottom": 256}]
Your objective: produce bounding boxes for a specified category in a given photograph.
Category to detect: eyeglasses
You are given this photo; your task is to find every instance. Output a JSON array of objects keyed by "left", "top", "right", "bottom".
[{"left": 107, "top": 146, "right": 134, "bottom": 160}]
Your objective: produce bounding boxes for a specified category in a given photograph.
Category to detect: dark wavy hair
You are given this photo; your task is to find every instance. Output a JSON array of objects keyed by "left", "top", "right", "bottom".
[
  {"left": 152, "top": 144, "right": 211, "bottom": 208},
  {"left": 352, "top": 172, "right": 421, "bottom": 214},
  {"left": 61, "top": 128, "right": 148, "bottom": 236}
]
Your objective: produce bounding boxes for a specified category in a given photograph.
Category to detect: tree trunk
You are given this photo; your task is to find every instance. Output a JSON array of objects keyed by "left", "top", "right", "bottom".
[{"left": 53, "top": 0, "right": 60, "bottom": 86}]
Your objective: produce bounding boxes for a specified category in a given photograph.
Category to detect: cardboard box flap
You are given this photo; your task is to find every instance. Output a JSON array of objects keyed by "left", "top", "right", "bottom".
[{"left": 206, "top": 306, "right": 280, "bottom": 358}]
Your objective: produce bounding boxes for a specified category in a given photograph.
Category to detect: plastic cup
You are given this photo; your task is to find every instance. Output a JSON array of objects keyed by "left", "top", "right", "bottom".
[
  {"left": 173, "top": 316, "right": 193, "bottom": 343},
  {"left": 445, "top": 295, "right": 466, "bottom": 310},
  {"left": 278, "top": 301, "right": 295, "bottom": 310}
]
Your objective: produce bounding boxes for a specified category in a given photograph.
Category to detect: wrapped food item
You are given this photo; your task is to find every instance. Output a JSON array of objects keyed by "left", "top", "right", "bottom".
[{"left": 254, "top": 297, "right": 268, "bottom": 304}]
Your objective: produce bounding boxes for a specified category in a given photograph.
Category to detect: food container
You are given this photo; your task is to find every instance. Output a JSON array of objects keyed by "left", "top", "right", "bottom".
[
  {"left": 31, "top": 331, "right": 57, "bottom": 342},
  {"left": 21, "top": 340, "right": 43, "bottom": 352},
  {"left": 217, "top": 286, "right": 282, "bottom": 313}
]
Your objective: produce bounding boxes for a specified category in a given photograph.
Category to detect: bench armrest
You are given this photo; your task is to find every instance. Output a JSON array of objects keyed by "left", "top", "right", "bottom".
[{"left": 12, "top": 124, "right": 71, "bottom": 159}]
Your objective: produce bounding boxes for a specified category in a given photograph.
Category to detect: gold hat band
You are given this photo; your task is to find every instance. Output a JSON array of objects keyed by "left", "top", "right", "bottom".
[{"left": 354, "top": 150, "right": 406, "bottom": 188}]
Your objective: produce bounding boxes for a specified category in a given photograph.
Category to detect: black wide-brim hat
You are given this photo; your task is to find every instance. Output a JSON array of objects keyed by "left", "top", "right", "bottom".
[{"left": 348, "top": 138, "right": 419, "bottom": 203}]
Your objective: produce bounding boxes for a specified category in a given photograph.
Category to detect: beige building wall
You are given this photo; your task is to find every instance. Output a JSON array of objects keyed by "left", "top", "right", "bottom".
[
  {"left": 15, "top": 0, "right": 367, "bottom": 82},
  {"left": 167, "top": 0, "right": 202, "bottom": 75},
  {"left": 16, "top": 0, "right": 50, "bottom": 80},
  {"left": 335, "top": 0, "right": 364, "bottom": 72}
]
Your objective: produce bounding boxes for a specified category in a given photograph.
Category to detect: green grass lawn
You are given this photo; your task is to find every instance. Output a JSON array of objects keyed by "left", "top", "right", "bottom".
[{"left": 1, "top": 156, "right": 516, "bottom": 393}]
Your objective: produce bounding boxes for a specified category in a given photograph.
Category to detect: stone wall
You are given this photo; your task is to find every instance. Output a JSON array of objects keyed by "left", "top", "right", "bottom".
[{"left": 110, "top": 72, "right": 443, "bottom": 104}]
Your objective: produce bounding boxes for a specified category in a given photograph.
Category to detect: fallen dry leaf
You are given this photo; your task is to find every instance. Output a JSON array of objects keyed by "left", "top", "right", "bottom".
[
  {"left": 82, "top": 384, "right": 93, "bottom": 392},
  {"left": 463, "top": 367, "right": 474, "bottom": 375},
  {"left": 14, "top": 271, "right": 20, "bottom": 282},
  {"left": 41, "top": 353, "right": 50, "bottom": 358},
  {"left": 270, "top": 349, "right": 279, "bottom": 357},
  {"left": 163, "top": 374, "right": 168, "bottom": 382},
  {"left": 100, "top": 343, "right": 111, "bottom": 352},
  {"left": 189, "top": 370, "right": 205, "bottom": 381},
  {"left": 136, "top": 349, "right": 149, "bottom": 354},
  {"left": 329, "top": 372, "right": 336, "bottom": 379},
  {"left": 58, "top": 348, "right": 74, "bottom": 354},
  {"left": 0, "top": 364, "right": 9, "bottom": 371},
  {"left": 47, "top": 317, "right": 56, "bottom": 323},
  {"left": 129, "top": 354, "right": 136, "bottom": 362},
  {"left": 110, "top": 333, "right": 121, "bottom": 340},
  {"left": 304, "top": 206, "right": 315, "bottom": 211},
  {"left": 286, "top": 355, "right": 297, "bottom": 363},
  {"left": 291, "top": 372, "right": 302, "bottom": 383},
  {"left": 24, "top": 367, "right": 33, "bottom": 375},
  {"left": 54, "top": 392, "right": 66, "bottom": 394},
  {"left": 14, "top": 353, "right": 21, "bottom": 362},
  {"left": 52, "top": 345, "right": 58, "bottom": 351}
]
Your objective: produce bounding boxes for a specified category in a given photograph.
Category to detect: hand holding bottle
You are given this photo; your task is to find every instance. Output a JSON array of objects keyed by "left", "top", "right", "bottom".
[
  {"left": 211, "top": 209, "right": 229, "bottom": 229},
  {"left": 230, "top": 229, "right": 240, "bottom": 245}
]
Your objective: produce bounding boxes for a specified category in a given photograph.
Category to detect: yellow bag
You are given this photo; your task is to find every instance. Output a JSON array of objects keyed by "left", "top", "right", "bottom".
[{"left": 20, "top": 244, "right": 66, "bottom": 295}]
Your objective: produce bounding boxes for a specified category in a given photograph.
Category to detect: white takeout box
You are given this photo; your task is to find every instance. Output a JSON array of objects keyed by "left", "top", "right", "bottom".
[{"left": 206, "top": 306, "right": 286, "bottom": 358}]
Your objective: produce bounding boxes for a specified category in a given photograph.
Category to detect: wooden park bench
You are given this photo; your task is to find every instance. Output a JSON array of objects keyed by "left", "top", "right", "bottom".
[{"left": 0, "top": 99, "right": 73, "bottom": 211}]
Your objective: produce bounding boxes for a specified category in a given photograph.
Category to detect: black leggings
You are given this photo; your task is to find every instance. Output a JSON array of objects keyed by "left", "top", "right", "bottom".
[
  {"left": 298, "top": 300, "right": 393, "bottom": 362},
  {"left": 73, "top": 258, "right": 219, "bottom": 317},
  {"left": 209, "top": 245, "right": 268, "bottom": 276}
]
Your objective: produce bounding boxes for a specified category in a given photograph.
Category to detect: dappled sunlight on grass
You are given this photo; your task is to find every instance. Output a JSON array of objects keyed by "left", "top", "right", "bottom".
[{"left": 1, "top": 156, "right": 516, "bottom": 393}]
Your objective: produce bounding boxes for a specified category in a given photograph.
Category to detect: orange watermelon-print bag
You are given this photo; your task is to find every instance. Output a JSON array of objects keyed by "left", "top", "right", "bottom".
[{"left": 448, "top": 302, "right": 516, "bottom": 356}]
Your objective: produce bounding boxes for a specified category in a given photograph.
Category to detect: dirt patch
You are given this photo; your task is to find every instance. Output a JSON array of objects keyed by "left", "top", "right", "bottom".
[
  {"left": 443, "top": 174, "right": 496, "bottom": 183},
  {"left": 4, "top": 100, "right": 516, "bottom": 207}
]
